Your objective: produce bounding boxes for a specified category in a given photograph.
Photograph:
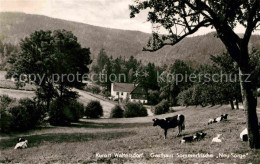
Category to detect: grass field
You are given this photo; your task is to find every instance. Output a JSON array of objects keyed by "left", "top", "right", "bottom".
[
  {"left": 0, "top": 71, "right": 35, "bottom": 91},
  {"left": 0, "top": 88, "right": 116, "bottom": 118},
  {"left": 0, "top": 71, "right": 259, "bottom": 163},
  {"left": 1, "top": 105, "right": 259, "bottom": 163}
]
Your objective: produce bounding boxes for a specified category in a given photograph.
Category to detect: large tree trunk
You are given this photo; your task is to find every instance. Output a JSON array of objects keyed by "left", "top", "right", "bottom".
[
  {"left": 239, "top": 68, "right": 260, "bottom": 148},
  {"left": 215, "top": 21, "right": 259, "bottom": 149},
  {"left": 235, "top": 98, "right": 239, "bottom": 109},
  {"left": 230, "top": 100, "right": 235, "bottom": 110}
]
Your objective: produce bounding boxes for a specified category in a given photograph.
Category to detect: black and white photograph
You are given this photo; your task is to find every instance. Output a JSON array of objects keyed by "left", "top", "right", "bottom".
[{"left": 0, "top": 0, "right": 260, "bottom": 163}]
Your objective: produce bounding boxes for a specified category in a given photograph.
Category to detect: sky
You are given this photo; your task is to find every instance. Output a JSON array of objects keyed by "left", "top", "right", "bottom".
[{"left": 0, "top": 0, "right": 259, "bottom": 35}]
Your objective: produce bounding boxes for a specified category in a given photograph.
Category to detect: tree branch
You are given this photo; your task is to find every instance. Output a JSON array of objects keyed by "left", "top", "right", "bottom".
[
  {"left": 143, "top": 19, "right": 210, "bottom": 52},
  {"left": 243, "top": 0, "right": 260, "bottom": 44}
]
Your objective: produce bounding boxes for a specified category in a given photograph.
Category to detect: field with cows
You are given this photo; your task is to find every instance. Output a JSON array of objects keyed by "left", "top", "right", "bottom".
[{"left": 1, "top": 98, "right": 260, "bottom": 163}]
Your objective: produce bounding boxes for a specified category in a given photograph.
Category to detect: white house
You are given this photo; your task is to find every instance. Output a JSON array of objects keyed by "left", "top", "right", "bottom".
[
  {"left": 111, "top": 83, "right": 135, "bottom": 100},
  {"left": 111, "top": 82, "right": 148, "bottom": 103}
]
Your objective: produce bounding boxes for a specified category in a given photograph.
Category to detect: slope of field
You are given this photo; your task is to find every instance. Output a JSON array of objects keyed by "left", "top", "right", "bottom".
[
  {"left": 0, "top": 105, "right": 259, "bottom": 163},
  {"left": 0, "top": 88, "right": 115, "bottom": 118},
  {"left": 0, "top": 71, "right": 35, "bottom": 90},
  {"left": 1, "top": 12, "right": 260, "bottom": 66}
]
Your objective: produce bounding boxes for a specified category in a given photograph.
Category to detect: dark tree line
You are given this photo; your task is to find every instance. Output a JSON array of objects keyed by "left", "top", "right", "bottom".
[
  {"left": 91, "top": 47, "right": 260, "bottom": 111},
  {"left": 91, "top": 48, "right": 162, "bottom": 92}
]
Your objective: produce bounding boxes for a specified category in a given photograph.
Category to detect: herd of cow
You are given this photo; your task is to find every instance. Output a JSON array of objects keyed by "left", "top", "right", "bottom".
[
  {"left": 152, "top": 113, "right": 248, "bottom": 143},
  {"left": 14, "top": 113, "right": 248, "bottom": 149}
]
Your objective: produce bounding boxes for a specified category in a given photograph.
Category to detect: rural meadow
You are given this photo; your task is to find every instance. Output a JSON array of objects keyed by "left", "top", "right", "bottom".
[{"left": 0, "top": 0, "right": 260, "bottom": 163}]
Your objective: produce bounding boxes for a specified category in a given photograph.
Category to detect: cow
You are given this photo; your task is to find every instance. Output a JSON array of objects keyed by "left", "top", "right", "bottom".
[
  {"left": 208, "top": 114, "right": 228, "bottom": 125},
  {"left": 215, "top": 116, "right": 223, "bottom": 122},
  {"left": 240, "top": 128, "right": 248, "bottom": 141},
  {"left": 18, "top": 138, "right": 25, "bottom": 142},
  {"left": 181, "top": 136, "right": 195, "bottom": 144},
  {"left": 221, "top": 114, "right": 228, "bottom": 120},
  {"left": 208, "top": 118, "right": 217, "bottom": 125},
  {"left": 181, "top": 132, "right": 207, "bottom": 144},
  {"left": 193, "top": 132, "right": 207, "bottom": 141},
  {"left": 212, "top": 134, "right": 223, "bottom": 143},
  {"left": 14, "top": 138, "right": 28, "bottom": 149},
  {"left": 152, "top": 114, "right": 185, "bottom": 139}
]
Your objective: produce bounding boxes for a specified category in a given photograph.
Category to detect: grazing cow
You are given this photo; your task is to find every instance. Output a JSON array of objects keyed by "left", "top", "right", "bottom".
[
  {"left": 153, "top": 114, "right": 185, "bottom": 139},
  {"left": 240, "top": 128, "right": 248, "bottom": 141},
  {"left": 212, "top": 134, "right": 223, "bottom": 143},
  {"left": 14, "top": 138, "right": 28, "bottom": 149},
  {"left": 181, "top": 132, "right": 207, "bottom": 144}
]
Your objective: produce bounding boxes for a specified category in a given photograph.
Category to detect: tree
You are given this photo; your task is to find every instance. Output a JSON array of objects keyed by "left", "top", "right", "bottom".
[
  {"left": 130, "top": 0, "right": 260, "bottom": 148},
  {"left": 85, "top": 100, "right": 103, "bottom": 118},
  {"left": 158, "top": 60, "right": 193, "bottom": 105},
  {"left": 7, "top": 30, "right": 91, "bottom": 110},
  {"left": 96, "top": 48, "right": 109, "bottom": 73},
  {"left": 102, "top": 56, "right": 113, "bottom": 91},
  {"left": 110, "top": 105, "right": 124, "bottom": 118},
  {"left": 211, "top": 52, "right": 242, "bottom": 109}
]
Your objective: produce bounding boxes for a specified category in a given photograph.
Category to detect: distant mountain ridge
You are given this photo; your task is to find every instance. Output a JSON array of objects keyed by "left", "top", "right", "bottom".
[{"left": 0, "top": 12, "right": 260, "bottom": 65}]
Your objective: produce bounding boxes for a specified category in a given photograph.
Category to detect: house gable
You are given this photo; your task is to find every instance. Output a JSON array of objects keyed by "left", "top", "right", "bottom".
[{"left": 130, "top": 85, "right": 147, "bottom": 100}]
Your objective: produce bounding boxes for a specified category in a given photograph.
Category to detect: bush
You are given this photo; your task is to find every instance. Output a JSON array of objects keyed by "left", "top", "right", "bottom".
[
  {"left": 152, "top": 99, "right": 169, "bottom": 115},
  {"left": 101, "top": 88, "right": 110, "bottom": 97},
  {"left": 0, "top": 95, "right": 15, "bottom": 133},
  {"left": 8, "top": 98, "right": 46, "bottom": 131},
  {"left": 85, "top": 85, "right": 101, "bottom": 94},
  {"left": 110, "top": 105, "right": 124, "bottom": 118},
  {"left": 67, "top": 100, "right": 84, "bottom": 122},
  {"left": 148, "top": 90, "right": 160, "bottom": 105},
  {"left": 177, "top": 87, "right": 194, "bottom": 106},
  {"left": 85, "top": 100, "right": 103, "bottom": 118},
  {"left": 49, "top": 98, "right": 84, "bottom": 126},
  {"left": 124, "top": 102, "right": 148, "bottom": 118},
  {"left": 0, "top": 95, "right": 14, "bottom": 110}
]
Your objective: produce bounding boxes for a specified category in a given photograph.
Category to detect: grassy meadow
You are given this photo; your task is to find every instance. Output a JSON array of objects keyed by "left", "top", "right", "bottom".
[
  {"left": 0, "top": 71, "right": 259, "bottom": 163},
  {"left": 1, "top": 104, "right": 260, "bottom": 163},
  {"left": 0, "top": 71, "right": 35, "bottom": 91}
]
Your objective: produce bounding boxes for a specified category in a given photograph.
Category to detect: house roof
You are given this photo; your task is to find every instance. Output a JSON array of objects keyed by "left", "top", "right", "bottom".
[
  {"left": 131, "top": 85, "right": 147, "bottom": 95},
  {"left": 112, "top": 83, "right": 135, "bottom": 92}
]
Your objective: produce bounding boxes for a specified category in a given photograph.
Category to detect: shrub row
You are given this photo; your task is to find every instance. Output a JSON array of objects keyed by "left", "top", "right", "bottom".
[
  {"left": 1, "top": 95, "right": 150, "bottom": 132},
  {"left": 123, "top": 102, "right": 148, "bottom": 118},
  {"left": 0, "top": 95, "right": 46, "bottom": 132},
  {"left": 50, "top": 99, "right": 104, "bottom": 125},
  {"left": 49, "top": 97, "right": 85, "bottom": 126},
  {"left": 0, "top": 95, "right": 104, "bottom": 132},
  {"left": 152, "top": 99, "right": 169, "bottom": 115},
  {"left": 110, "top": 102, "right": 148, "bottom": 118}
]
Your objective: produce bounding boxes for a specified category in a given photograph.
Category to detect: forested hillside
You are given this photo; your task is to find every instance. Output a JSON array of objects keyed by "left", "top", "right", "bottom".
[{"left": 1, "top": 12, "right": 260, "bottom": 66}]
